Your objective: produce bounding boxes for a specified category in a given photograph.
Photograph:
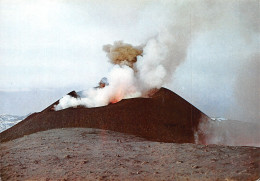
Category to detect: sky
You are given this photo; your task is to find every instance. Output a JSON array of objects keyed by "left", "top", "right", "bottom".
[{"left": 0, "top": 0, "right": 259, "bottom": 123}]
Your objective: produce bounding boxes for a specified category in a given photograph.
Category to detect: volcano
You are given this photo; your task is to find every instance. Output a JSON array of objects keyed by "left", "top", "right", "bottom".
[
  {"left": 1, "top": 88, "right": 260, "bottom": 181},
  {"left": 0, "top": 88, "right": 208, "bottom": 143}
]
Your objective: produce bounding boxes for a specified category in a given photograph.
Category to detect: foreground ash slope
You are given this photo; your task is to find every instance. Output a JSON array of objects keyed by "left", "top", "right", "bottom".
[
  {"left": 1, "top": 128, "right": 259, "bottom": 181},
  {"left": 0, "top": 88, "right": 207, "bottom": 143}
]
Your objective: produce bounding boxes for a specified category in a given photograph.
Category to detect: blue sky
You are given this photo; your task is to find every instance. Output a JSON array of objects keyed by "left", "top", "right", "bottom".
[{"left": 0, "top": 0, "right": 259, "bottom": 122}]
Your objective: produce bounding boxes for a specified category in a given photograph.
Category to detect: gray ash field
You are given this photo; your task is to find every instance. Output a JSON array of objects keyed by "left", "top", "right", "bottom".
[{"left": 1, "top": 128, "right": 259, "bottom": 181}]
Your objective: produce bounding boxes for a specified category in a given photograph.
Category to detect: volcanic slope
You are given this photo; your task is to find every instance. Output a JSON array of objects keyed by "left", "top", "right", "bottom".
[
  {"left": 0, "top": 88, "right": 208, "bottom": 143},
  {"left": 1, "top": 128, "right": 259, "bottom": 181}
]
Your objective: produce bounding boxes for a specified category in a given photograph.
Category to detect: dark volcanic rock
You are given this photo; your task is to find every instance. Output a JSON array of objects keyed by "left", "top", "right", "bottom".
[{"left": 0, "top": 88, "right": 208, "bottom": 143}]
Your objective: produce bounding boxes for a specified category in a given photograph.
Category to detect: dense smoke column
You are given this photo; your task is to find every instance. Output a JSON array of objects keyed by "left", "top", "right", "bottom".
[
  {"left": 103, "top": 41, "right": 143, "bottom": 68},
  {"left": 55, "top": 0, "right": 260, "bottom": 119}
]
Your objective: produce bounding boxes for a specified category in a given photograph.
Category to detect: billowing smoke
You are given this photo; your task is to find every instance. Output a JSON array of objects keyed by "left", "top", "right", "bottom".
[
  {"left": 103, "top": 41, "right": 143, "bottom": 68},
  {"left": 54, "top": 1, "right": 204, "bottom": 110},
  {"left": 54, "top": 28, "right": 194, "bottom": 111},
  {"left": 197, "top": 117, "right": 260, "bottom": 147},
  {"left": 54, "top": 64, "right": 141, "bottom": 110},
  {"left": 51, "top": 0, "right": 260, "bottom": 147},
  {"left": 54, "top": 0, "right": 259, "bottom": 129}
]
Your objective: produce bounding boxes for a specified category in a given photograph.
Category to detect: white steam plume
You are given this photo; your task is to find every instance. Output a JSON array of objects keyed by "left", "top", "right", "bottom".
[
  {"left": 55, "top": 0, "right": 260, "bottom": 124},
  {"left": 55, "top": 26, "right": 193, "bottom": 111},
  {"left": 54, "top": 65, "right": 141, "bottom": 110}
]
